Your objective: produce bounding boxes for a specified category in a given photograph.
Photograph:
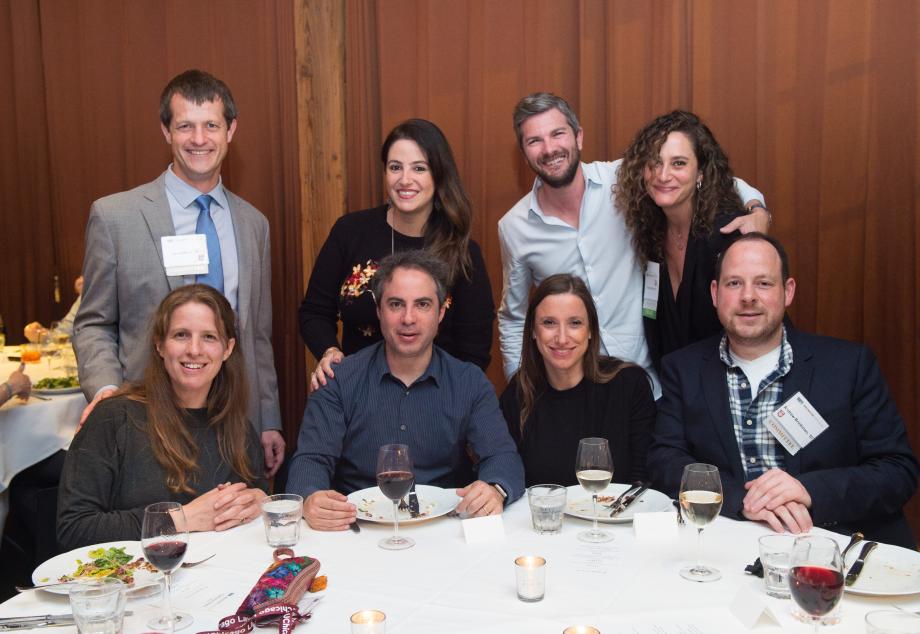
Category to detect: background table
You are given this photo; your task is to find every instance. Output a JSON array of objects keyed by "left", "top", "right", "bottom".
[
  {"left": 1, "top": 491, "right": 916, "bottom": 633},
  {"left": 0, "top": 348, "right": 85, "bottom": 534}
]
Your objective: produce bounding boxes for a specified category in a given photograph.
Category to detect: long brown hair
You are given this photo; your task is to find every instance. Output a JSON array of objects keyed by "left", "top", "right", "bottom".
[
  {"left": 119, "top": 284, "right": 257, "bottom": 494},
  {"left": 381, "top": 119, "right": 473, "bottom": 285},
  {"left": 514, "top": 274, "right": 631, "bottom": 433},
  {"left": 615, "top": 110, "right": 744, "bottom": 266}
]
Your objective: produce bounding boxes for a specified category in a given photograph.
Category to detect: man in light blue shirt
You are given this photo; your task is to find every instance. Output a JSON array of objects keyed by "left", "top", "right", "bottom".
[{"left": 498, "top": 93, "right": 769, "bottom": 396}]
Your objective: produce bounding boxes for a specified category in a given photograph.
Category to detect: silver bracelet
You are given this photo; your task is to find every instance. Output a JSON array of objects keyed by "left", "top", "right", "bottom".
[
  {"left": 2, "top": 382, "right": 12, "bottom": 400},
  {"left": 747, "top": 202, "right": 773, "bottom": 227}
]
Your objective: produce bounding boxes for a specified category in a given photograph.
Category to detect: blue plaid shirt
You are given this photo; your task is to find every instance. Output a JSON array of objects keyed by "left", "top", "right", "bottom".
[{"left": 719, "top": 328, "right": 793, "bottom": 479}]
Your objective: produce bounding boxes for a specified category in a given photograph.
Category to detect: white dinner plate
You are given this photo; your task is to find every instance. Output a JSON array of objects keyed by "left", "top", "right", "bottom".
[
  {"left": 32, "top": 541, "right": 162, "bottom": 596},
  {"left": 348, "top": 484, "right": 460, "bottom": 524},
  {"left": 33, "top": 386, "right": 82, "bottom": 395},
  {"left": 843, "top": 541, "right": 920, "bottom": 596},
  {"left": 564, "top": 483, "right": 672, "bottom": 524}
]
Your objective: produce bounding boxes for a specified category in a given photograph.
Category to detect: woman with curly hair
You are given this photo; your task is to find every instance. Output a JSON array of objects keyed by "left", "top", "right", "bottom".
[
  {"left": 500, "top": 274, "right": 655, "bottom": 487},
  {"left": 299, "top": 119, "right": 494, "bottom": 390},
  {"left": 616, "top": 111, "right": 771, "bottom": 372}
]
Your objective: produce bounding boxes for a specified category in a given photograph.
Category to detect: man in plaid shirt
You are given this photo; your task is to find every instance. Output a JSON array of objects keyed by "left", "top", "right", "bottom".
[{"left": 649, "top": 233, "right": 918, "bottom": 548}]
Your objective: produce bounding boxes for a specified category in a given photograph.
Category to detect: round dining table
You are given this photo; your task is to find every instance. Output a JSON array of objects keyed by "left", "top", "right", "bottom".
[
  {"left": 0, "top": 347, "right": 85, "bottom": 535},
  {"left": 1, "top": 489, "right": 916, "bottom": 633}
]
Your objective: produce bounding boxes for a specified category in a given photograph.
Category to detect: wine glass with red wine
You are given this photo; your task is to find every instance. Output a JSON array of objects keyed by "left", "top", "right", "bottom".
[
  {"left": 789, "top": 535, "right": 845, "bottom": 633},
  {"left": 376, "top": 444, "right": 415, "bottom": 550},
  {"left": 142, "top": 501, "right": 192, "bottom": 631},
  {"left": 678, "top": 463, "right": 723, "bottom": 582}
]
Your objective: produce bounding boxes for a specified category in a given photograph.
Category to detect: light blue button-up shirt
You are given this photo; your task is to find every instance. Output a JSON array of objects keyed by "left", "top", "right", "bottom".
[{"left": 164, "top": 166, "right": 240, "bottom": 309}]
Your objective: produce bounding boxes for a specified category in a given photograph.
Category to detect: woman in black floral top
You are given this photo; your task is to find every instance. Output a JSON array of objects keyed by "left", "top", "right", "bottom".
[{"left": 298, "top": 119, "right": 494, "bottom": 390}]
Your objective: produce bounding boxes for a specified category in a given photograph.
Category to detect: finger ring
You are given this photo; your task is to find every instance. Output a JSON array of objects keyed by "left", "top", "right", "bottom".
[{"left": 239, "top": 517, "right": 245, "bottom": 524}]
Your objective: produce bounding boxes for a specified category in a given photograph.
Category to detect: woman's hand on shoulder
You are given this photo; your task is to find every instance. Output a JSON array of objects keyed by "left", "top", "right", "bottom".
[{"left": 310, "top": 347, "right": 344, "bottom": 393}]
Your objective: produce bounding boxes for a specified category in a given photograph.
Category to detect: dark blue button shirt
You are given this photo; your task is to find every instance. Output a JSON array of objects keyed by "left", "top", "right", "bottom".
[{"left": 286, "top": 342, "right": 525, "bottom": 504}]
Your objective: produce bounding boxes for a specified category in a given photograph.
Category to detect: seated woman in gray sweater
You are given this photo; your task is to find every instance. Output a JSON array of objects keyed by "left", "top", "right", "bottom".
[{"left": 58, "top": 284, "right": 268, "bottom": 550}]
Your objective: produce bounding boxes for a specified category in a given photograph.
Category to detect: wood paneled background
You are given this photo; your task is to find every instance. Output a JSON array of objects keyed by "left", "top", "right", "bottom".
[{"left": 2, "top": 0, "right": 918, "bottom": 536}]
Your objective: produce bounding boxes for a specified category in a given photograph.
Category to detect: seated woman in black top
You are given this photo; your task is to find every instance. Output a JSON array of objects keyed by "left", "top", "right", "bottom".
[
  {"left": 616, "top": 111, "right": 770, "bottom": 372},
  {"left": 300, "top": 119, "right": 494, "bottom": 390},
  {"left": 500, "top": 274, "right": 656, "bottom": 487},
  {"left": 58, "top": 285, "right": 268, "bottom": 550}
]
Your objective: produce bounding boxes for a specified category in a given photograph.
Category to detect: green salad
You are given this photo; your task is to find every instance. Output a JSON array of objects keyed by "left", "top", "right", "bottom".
[{"left": 34, "top": 376, "right": 80, "bottom": 390}]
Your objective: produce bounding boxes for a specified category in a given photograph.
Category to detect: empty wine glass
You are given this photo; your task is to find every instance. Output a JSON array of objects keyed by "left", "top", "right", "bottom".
[
  {"left": 678, "top": 463, "right": 723, "bottom": 582},
  {"left": 38, "top": 330, "right": 57, "bottom": 369},
  {"left": 789, "top": 536, "right": 844, "bottom": 633},
  {"left": 376, "top": 444, "right": 415, "bottom": 550},
  {"left": 142, "top": 501, "right": 192, "bottom": 631},
  {"left": 575, "top": 437, "right": 614, "bottom": 543}
]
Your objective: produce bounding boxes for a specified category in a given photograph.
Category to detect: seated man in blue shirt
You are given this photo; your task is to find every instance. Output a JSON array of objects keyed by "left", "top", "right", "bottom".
[
  {"left": 648, "top": 233, "right": 918, "bottom": 548},
  {"left": 287, "top": 249, "right": 525, "bottom": 531}
]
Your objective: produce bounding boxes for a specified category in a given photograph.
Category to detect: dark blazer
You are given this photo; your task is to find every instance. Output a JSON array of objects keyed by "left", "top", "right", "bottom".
[{"left": 648, "top": 328, "right": 919, "bottom": 548}]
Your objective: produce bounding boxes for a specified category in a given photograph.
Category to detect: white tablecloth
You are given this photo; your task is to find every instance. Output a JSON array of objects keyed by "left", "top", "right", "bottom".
[
  {"left": 0, "top": 348, "right": 85, "bottom": 533},
  {"left": 1, "top": 495, "right": 916, "bottom": 633}
]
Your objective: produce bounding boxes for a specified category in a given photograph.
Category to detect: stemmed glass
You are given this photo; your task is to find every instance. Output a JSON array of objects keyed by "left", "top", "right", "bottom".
[
  {"left": 678, "top": 463, "right": 723, "bottom": 582},
  {"left": 142, "top": 502, "right": 192, "bottom": 631},
  {"left": 39, "top": 329, "right": 57, "bottom": 370},
  {"left": 575, "top": 437, "right": 614, "bottom": 543},
  {"left": 789, "top": 536, "right": 845, "bottom": 633},
  {"left": 376, "top": 444, "right": 415, "bottom": 550}
]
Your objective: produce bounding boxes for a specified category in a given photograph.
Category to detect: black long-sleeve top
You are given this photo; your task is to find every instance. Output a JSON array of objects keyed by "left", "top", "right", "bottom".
[
  {"left": 57, "top": 397, "right": 266, "bottom": 551},
  {"left": 298, "top": 206, "right": 495, "bottom": 369},
  {"left": 499, "top": 363, "right": 656, "bottom": 488}
]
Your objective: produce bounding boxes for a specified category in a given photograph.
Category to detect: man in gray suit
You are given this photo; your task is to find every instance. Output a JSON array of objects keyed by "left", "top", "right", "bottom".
[{"left": 74, "top": 69, "right": 285, "bottom": 475}]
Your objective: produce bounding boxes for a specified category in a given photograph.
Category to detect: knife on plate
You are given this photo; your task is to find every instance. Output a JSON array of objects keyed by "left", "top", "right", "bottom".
[
  {"left": 408, "top": 482, "right": 420, "bottom": 518},
  {"left": 844, "top": 540, "right": 878, "bottom": 586},
  {"left": 610, "top": 484, "right": 649, "bottom": 517}
]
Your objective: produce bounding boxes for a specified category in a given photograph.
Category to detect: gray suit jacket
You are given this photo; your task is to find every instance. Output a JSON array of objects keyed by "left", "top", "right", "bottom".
[{"left": 73, "top": 172, "right": 281, "bottom": 432}]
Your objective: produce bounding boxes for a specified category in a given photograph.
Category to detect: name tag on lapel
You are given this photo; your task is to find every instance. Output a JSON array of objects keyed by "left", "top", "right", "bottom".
[
  {"left": 162, "top": 234, "right": 209, "bottom": 276},
  {"left": 765, "top": 391, "right": 829, "bottom": 455},
  {"left": 643, "top": 262, "right": 660, "bottom": 319}
]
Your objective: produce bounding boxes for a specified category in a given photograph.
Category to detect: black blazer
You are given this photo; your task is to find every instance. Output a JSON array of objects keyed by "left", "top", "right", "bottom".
[{"left": 648, "top": 328, "right": 919, "bottom": 548}]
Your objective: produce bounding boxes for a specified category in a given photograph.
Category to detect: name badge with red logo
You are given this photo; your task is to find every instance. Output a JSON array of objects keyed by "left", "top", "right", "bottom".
[{"left": 765, "top": 391, "right": 829, "bottom": 455}]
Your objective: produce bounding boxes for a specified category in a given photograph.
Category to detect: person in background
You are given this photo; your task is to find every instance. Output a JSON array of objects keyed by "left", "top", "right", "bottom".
[
  {"left": 299, "top": 119, "right": 494, "bottom": 391},
  {"left": 288, "top": 250, "right": 523, "bottom": 531},
  {"left": 73, "top": 69, "right": 284, "bottom": 475},
  {"left": 500, "top": 274, "right": 655, "bottom": 487},
  {"left": 648, "top": 233, "right": 919, "bottom": 548},
  {"left": 58, "top": 284, "right": 267, "bottom": 550},
  {"left": 616, "top": 111, "right": 769, "bottom": 373},
  {"left": 23, "top": 276, "right": 83, "bottom": 341},
  {"left": 0, "top": 363, "right": 31, "bottom": 405},
  {"left": 498, "top": 93, "right": 769, "bottom": 396}
]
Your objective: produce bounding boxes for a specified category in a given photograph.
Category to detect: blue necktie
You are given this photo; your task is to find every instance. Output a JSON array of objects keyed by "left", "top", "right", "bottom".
[{"left": 194, "top": 194, "right": 224, "bottom": 293}]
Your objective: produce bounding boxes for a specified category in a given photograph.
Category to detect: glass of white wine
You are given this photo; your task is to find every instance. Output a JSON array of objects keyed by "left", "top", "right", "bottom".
[
  {"left": 575, "top": 437, "right": 614, "bottom": 543},
  {"left": 678, "top": 463, "right": 723, "bottom": 582}
]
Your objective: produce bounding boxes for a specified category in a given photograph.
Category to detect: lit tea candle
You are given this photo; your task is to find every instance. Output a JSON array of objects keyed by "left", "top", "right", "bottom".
[
  {"left": 350, "top": 609, "right": 386, "bottom": 634},
  {"left": 563, "top": 627, "right": 600, "bottom": 634},
  {"left": 514, "top": 555, "right": 546, "bottom": 602}
]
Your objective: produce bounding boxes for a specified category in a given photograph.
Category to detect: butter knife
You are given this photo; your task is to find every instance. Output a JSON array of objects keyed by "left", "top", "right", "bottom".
[
  {"left": 0, "top": 615, "right": 75, "bottom": 630},
  {"left": 408, "top": 481, "right": 420, "bottom": 518},
  {"left": 610, "top": 484, "right": 649, "bottom": 517},
  {"left": 844, "top": 540, "right": 878, "bottom": 586}
]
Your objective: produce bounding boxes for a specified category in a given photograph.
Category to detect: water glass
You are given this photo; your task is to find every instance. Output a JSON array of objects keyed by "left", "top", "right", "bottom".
[
  {"left": 527, "top": 484, "right": 566, "bottom": 534},
  {"left": 866, "top": 611, "right": 920, "bottom": 634},
  {"left": 261, "top": 493, "right": 304, "bottom": 547},
  {"left": 758, "top": 534, "right": 795, "bottom": 599},
  {"left": 69, "top": 578, "right": 127, "bottom": 634}
]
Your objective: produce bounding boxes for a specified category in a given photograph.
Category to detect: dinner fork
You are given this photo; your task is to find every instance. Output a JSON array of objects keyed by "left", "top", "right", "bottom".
[{"left": 181, "top": 553, "right": 216, "bottom": 568}]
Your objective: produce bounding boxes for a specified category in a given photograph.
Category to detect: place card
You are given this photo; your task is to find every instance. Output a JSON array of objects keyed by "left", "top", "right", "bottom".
[
  {"left": 633, "top": 511, "right": 679, "bottom": 541},
  {"left": 729, "top": 585, "right": 779, "bottom": 629},
  {"left": 461, "top": 514, "right": 505, "bottom": 544}
]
